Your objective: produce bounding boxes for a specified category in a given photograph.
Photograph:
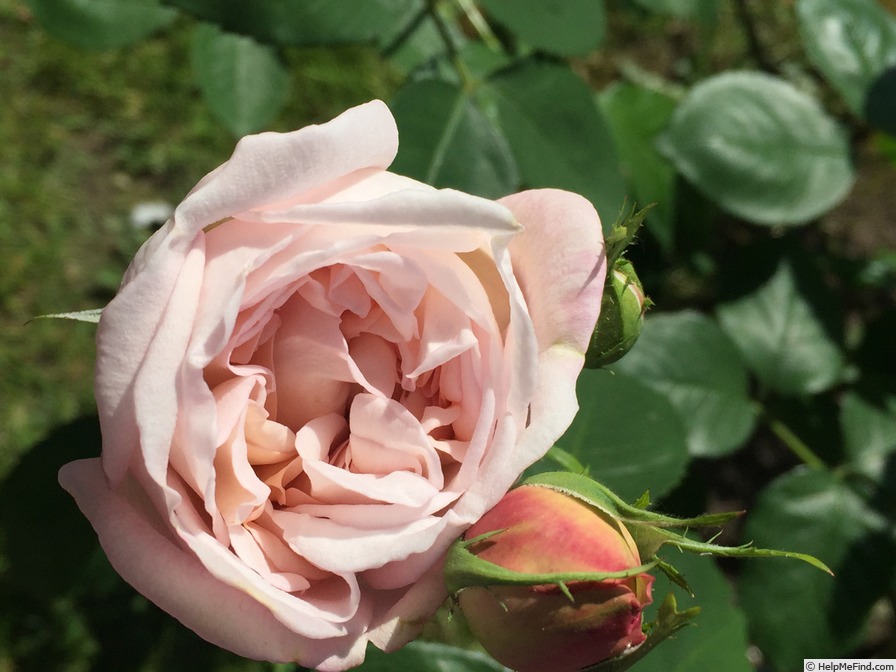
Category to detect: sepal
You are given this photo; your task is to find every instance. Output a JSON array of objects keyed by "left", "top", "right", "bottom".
[
  {"left": 32, "top": 308, "right": 103, "bottom": 324},
  {"left": 444, "top": 530, "right": 657, "bottom": 597}
]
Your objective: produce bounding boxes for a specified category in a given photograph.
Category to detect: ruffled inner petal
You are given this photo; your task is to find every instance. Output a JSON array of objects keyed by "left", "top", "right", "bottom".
[{"left": 172, "top": 206, "right": 537, "bottom": 637}]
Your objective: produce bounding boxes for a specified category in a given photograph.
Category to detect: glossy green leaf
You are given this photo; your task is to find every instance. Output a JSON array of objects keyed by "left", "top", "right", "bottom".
[
  {"left": 598, "top": 83, "right": 678, "bottom": 252},
  {"left": 167, "top": 0, "right": 421, "bottom": 47},
  {"left": 390, "top": 79, "right": 518, "bottom": 199},
  {"left": 557, "top": 369, "right": 690, "bottom": 501},
  {"left": 841, "top": 391, "right": 896, "bottom": 482},
  {"left": 356, "top": 641, "right": 509, "bottom": 672},
  {"left": 191, "top": 23, "right": 290, "bottom": 137},
  {"left": 716, "top": 258, "right": 844, "bottom": 396},
  {"left": 25, "top": 0, "right": 176, "bottom": 49},
  {"left": 612, "top": 311, "right": 757, "bottom": 457},
  {"left": 797, "top": 0, "right": 896, "bottom": 114},
  {"left": 635, "top": 551, "right": 752, "bottom": 672},
  {"left": 485, "top": 59, "right": 626, "bottom": 231},
  {"left": 630, "top": 0, "right": 718, "bottom": 18},
  {"left": 382, "top": 13, "right": 449, "bottom": 76},
  {"left": 738, "top": 469, "right": 896, "bottom": 669},
  {"left": 478, "top": 0, "right": 606, "bottom": 56},
  {"left": 865, "top": 66, "right": 896, "bottom": 136},
  {"left": 657, "top": 72, "right": 855, "bottom": 226}
]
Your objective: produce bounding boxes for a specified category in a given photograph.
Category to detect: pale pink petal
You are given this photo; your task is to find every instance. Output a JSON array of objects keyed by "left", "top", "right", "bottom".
[
  {"left": 272, "top": 293, "right": 354, "bottom": 430},
  {"left": 58, "top": 459, "right": 366, "bottom": 669},
  {"left": 276, "top": 510, "right": 448, "bottom": 574},
  {"left": 366, "top": 557, "right": 448, "bottom": 652},
  {"left": 95, "top": 236, "right": 206, "bottom": 487},
  {"left": 348, "top": 333, "right": 399, "bottom": 398},
  {"left": 348, "top": 395, "right": 442, "bottom": 481},
  {"left": 501, "top": 189, "right": 606, "bottom": 354},
  {"left": 248, "top": 187, "right": 520, "bottom": 247},
  {"left": 176, "top": 101, "right": 399, "bottom": 235}
]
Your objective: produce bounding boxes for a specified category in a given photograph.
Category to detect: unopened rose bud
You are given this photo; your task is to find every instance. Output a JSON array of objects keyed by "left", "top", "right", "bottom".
[
  {"left": 585, "top": 259, "right": 647, "bottom": 368},
  {"left": 456, "top": 485, "right": 654, "bottom": 672}
]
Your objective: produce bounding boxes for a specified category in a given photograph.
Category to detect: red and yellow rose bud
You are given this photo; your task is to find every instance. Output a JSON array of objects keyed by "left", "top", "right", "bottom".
[{"left": 454, "top": 484, "right": 654, "bottom": 672}]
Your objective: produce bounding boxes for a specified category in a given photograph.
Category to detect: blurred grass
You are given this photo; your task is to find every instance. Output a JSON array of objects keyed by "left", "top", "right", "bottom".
[{"left": 0, "top": 0, "right": 397, "bottom": 480}]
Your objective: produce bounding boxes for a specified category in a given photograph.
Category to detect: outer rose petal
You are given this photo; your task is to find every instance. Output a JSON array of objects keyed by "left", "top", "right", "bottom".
[
  {"left": 497, "top": 189, "right": 606, "bottom": 480},
  {"left": 58, "top": 459, "right": 366, "bottom": 672},
  {"left": 501, "top": 189, "right": 606, "bottom": 355}
]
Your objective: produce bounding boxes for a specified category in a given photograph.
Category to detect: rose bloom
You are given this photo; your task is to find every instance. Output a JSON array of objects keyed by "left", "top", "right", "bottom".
[{"left": 59, "top": 101, "right": 605, "bottom": 671}]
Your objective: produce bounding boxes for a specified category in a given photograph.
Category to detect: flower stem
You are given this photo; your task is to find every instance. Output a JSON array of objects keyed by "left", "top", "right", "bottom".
[
  {"left": 767, "top": 417, "right": 826, "bottom": 470},
  {"left": 426, "top": 0, "right": 475, "bottom": 89},
  {"left": 731, "top": 0, "right": 776, "bottom": 74}
]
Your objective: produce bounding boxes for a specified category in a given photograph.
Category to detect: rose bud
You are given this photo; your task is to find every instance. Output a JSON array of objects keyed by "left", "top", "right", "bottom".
[
  {"left": 456, "top": 484, "right": 653, "bottom": 672},
  {"left": 585, "top": 258, "right": 647, "bottom": 368}
]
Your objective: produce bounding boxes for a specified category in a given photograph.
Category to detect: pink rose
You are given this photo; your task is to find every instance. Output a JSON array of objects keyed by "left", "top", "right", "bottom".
[{"left": 59, "top": 101, "right": 605, "bottom": 671}]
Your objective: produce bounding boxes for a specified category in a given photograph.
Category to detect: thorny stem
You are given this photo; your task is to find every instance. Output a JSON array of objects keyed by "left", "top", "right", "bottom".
[
  {"left": 731, "top": 0, "right": 776, "bottom": 74},
  {"left": 426, "top": 0, "right": 475, "bottom": 89},
  {"left": 767, "top": 417, "right": 826, "bottom": 470}
]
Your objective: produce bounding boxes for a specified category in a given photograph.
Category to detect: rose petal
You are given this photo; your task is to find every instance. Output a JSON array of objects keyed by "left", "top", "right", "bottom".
[
  {"left": 58, "top": 459, "right": 367, "bottom": 670},
  {"left": 501, "top": 189, "right": 606, "bottom": 355},
  {"left": 177, "top": 101, "right": 399, "bottom": 234}
]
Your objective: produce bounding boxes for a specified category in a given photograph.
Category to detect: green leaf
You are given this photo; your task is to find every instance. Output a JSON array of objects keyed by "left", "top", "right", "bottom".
[
  {"left": 796, "top": 0, "right": 896, "bottom": 115},
  {"left": 390, "top": 79, "right": 519, "bottom": 199},
  {"left": 25, "top": 0, "right": 176, "bottom": 49},
  {"left": 841, "top": 391, "right": 896, "bottom": 482},
  {"left": 716, "top": 257, "right": 844, "bottom": 396},
  {"left": 166, "top": 0, "right": 421, "bottom": 47},
  {"left": 633, "top": 552, "right": 752, "bottom": 672},
  {"left": 737, "top": 469, "right": 896, "bottom": 669},
  {"left": 485, "top": 59, "right": 626, "bottom": 231},
  {"left": 865, "top": 66, "right": 896, "bottom": 136},
  {"left": 557, "top": 369, "right": 690, "bottom": 501},
  {"left": 611, "top": 311, "right": 757, "bottom": 457},
  {"left": 598, "top": 83, "right": 678, "bottom": 252},
  {"left": 478, "top": 0, "right": 606, "bottom": 56},
  {"left": 191, "top": 22, "right": 290, "bottom": 137},
  {"left": 356, "top": 641, "right": 509, "bottom": 672},
  {"left": 657, "top": 71, "right": 855, "bottom": 226},
  {"left": 383, "top": 13, "right": 451, "bottom": 76},
  {"left": 630, "top": 0, "right": 719, "bottom": 18}
]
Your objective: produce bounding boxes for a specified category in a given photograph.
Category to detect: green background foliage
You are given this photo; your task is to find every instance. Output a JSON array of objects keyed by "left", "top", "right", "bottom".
[{"left": 3, "top": 0, "right": 896, "bottom": 670}]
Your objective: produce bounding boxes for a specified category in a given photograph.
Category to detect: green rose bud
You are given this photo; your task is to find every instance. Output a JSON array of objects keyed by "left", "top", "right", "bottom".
[
  {"left": 585, "top": 259, "right": 646, "bottom": 368},
  {"left": 454, "top": 484, "right": 654, "bottom": 672}
]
